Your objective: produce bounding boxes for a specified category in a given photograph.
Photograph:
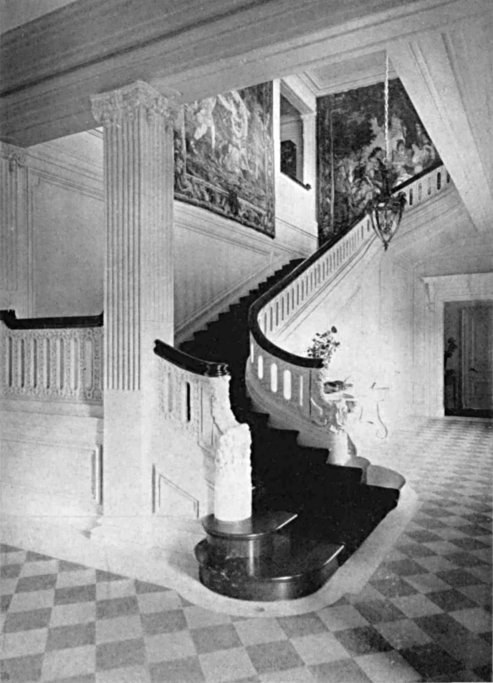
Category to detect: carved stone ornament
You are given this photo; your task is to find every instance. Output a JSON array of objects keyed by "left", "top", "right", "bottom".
[
  {"left": 91, "top": 81, "right": 178, "bottom": 127},
  {"left": 214, "top": 423, "right": 252, "bottom": 522}
]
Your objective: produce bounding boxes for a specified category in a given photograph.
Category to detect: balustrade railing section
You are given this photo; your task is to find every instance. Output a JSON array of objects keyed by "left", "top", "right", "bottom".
[
  {"left": 0, "top": 311, "right": 103, "bottom": 404},
  {"left": 247, "top": 165, "right": 450, "bottom": 423}
]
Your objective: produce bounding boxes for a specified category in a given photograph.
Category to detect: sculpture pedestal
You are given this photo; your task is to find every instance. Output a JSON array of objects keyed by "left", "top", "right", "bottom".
[{"left": 195, "top": 512, "right": 344, "bottom": 601}]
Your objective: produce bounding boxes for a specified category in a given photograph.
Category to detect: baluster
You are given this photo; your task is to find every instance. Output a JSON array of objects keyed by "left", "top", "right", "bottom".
[
  {"left": 257, "top": 355, "right": 263, "bottom": 380},
  {"left": 283, "top": 369, "right": 291, "bottom": 400},
  {"left": 270, "top": 363, "right": 278, "bottom": 393}
]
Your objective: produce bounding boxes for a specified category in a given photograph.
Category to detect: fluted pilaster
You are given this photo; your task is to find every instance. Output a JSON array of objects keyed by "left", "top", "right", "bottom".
[
  {"left": 91, "top": 81, "right": 176, "bottom": 391},
  {"left": 0, "top": 143, "right": 26, "bottom": 292}
]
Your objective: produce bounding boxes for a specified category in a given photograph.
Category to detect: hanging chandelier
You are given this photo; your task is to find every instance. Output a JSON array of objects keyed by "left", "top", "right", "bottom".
[{"left": 369, "top": 54, "right": 407, "bottom": 251}]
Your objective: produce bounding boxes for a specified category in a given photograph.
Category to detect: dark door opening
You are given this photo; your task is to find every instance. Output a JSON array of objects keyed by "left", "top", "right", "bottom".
[{"left": 444, "top": 301, "right": 493, "bottom": 418}]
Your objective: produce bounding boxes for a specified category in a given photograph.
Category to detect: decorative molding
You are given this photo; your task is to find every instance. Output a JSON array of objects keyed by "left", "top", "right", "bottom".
[
  {"left": 91, "top": 81, "right": 177, "bottom": 128},
  {"left": 155, "top": 474, "right": 200, "bottom": 519}
]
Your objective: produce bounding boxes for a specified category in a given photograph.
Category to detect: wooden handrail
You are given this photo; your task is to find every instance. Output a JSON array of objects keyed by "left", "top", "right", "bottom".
[
  {"left": 154, "top": 339, "right": 229, "bottom": 378},
  {"left": 0, "top": 309, "right": 103, "bottom": 329}
]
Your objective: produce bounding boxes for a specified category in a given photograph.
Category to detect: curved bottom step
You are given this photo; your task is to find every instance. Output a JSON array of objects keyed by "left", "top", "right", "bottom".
[{"left": 195, "top": 536, "right": 344, "bottom": 601}]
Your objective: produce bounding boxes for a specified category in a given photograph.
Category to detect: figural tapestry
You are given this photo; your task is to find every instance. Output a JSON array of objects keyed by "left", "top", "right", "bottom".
[
  {"left": 174, "top": 82, "right": 275, "bottom": 237},
  {"left": 317, "top": 78, "right": 439, "bottom": 243}
]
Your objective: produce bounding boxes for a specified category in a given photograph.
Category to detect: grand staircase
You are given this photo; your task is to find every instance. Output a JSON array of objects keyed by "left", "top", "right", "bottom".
[{"left": 180, "top": 259, "right": 400, "bottom": 599}]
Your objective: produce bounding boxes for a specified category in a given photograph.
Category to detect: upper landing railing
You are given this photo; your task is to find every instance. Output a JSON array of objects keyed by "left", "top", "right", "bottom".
[
  {"left": 0, "top": 310, "right": 103, "bottom": 404},
  {"left": 247, "top": 164, "right": 450, "bottom": 422}
]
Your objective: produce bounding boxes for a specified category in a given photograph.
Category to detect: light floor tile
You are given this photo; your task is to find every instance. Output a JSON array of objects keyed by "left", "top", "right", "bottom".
[
  {"left": 317, "top": 605, "right": 369, "bottom": 631},
  {"left": 290, "top": 632, "right": 350, "bottom": 665},
  {"left": 374, "top": 619, "right": 432, "bottom": 649},
  {"left": 450, "top": 607, "right": 492, "bottom": 633},
  {"left": 41, "top": 644, "right": 95, "bottom": 681},
  {"left": 200, "top": 646, "right": 257, "bottom": 682},
  {"left": 183, "top": 605, "right": 232, "bottom": 629},
  {"left": 355, "top": 651, "right": 422, "bottom": 683},
  {"left": 0, "top": 627, "right": 48, "bottom": 658},
  {"left": 234, "top": 618, "right": 287, "bottom": 646},
  {"left": 49, "top": 601, "right": 96, "bottom": 627},
  {"left": 259, "top": 666, "right": 315, "bottom": 682},
  {"left": 390, "top": 594, "right": 443, "bottom": 618},
  {"left": 96, "top": 614, "right": 143, "bottom": 643},
  {"left": 21, "top": 560, "right": 59, "bottom": 577},
  {"left": 0, "top": 578, "right": 18, "bottom": 596},
  {"left": 95, "top": 664, "right": 151, "bottom": 682},
  {"left": 144, "top": 629, "right": 197, "bottom": 663},
  {"left": 56, "top": 569, "right": 96, "bottom": 589},
  {"left": 9, "top": 588, "right": 55, "bottom": 612},
  {"left": 96, "top": 579, "right": 137, "bottom": 601},
  {"left": 404, "top": 573, "right": 451, "bottom": 594},
  {"left": 136, "top": 590, "right": 183, "bottom": 614}
]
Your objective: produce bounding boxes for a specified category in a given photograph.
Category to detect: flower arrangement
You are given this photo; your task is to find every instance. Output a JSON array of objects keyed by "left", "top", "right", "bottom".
[{"left": 307, "top": 326, "right": 340, "bottom": 368}]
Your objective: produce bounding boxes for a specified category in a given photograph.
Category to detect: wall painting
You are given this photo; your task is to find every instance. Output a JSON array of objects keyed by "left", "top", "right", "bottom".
[
  {"left": 317, "top": 78, "right": 439, "bottom": 243},
  {"left": 174, "top": 82, "right": 275, "bottom": 238}
]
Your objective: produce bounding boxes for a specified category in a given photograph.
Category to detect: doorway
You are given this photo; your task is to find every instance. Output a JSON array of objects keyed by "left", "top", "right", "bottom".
[{"left": 444, "top": 301, "right": 493, "bottom": 417}]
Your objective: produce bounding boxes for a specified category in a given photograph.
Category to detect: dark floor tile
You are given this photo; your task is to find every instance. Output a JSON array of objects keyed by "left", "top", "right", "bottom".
[
  {"left": 446, "top": 552, "right": 489, "bottom": 568},
  {"left": 16, "top": 573, "right": 58, "bottom": 593},
  {"left": 451, "top": 537, "right": 489, "bottom": 551},
  {"left": 191, "top": 623, "right": 242, "bottom": 654},
  {"left": 397, "top": 543, "right": 437, "bottom": 558},
  {"left": 46, "top": 621, "right": 95, "bottom": 650},
  {"left": 277, "top": 613, "right": 328, "bottom": 638},
  {"left": 384, "top": 558, "right": 429, "bottom": 576},
  {"left": 95, "top": 637, "right": 146, "bottom": 671},
  {"left": 406, "top": 530, "right": 443, "bottom": 543},
  {"left": 246, "top": 641, "right": 304, "bottom": 673},
  {"left": 141, "top": 608, "right": 187, "bottom": 635},
  {"left": 426, "top": 588, "right": 477, "bottom": 612},
  {"left": 55, "top": 585, "right": 96, "bottom": 605},
  {"left": 25, "top": 551, "right": 53, "bottom": 562},
  {"left": 310, "top": 658, "right": 372, "bottom": 682},
  {"left": 399, "top": 643, "right": 463, "bottom": 678},
  {"left": 58, "top": 560, "right": 89, "bottom": 572},
  {"left": 370, "top": 577, "right": 417, "bottom": 598},
  {"left": 134, "top": 579, "right": 172, "bottom": 594},
  {"left": 437, "top": 569, "right": 483, "bottom": 588},
  {"left": 1, "top": 563, "right": 22, "bottom": 579},
  {"left": 3, "top": 607, "right": 52, "bottom": 633},
  {"left": 48, "top": 676, "right": 96, "bottom": 683},
  {"left": 95, "top": 595, "right": 139, "bottom": 620},
  {"left": 95, "top": 569, "right": 127, "bottom": 582},
  {"left": 479, "top": 631, "right": 492, "bottom": 645},
  {"left": 0, "top": 653, "right": 43, "bottom": 682},
  {"left": 333, "top": 625, "right": 393, "bottom": 655},
  {"left": 0, "top": 543, "right": 23, "bottom": 553},
  {"left": 1, "top": 594, "right": 12, "bottom": 612},
  {"left": 353, "top": 599, "right": 405, "bottom": 623},
  {"left": 149, "top": 656, "right": 205, "bottom": 682}
]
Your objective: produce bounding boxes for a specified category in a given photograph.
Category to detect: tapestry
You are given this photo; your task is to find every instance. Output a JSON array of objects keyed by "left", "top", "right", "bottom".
[
  {"left": 317, "top": 78, "right": 439, "bottom": 243},
  {"left": 174, "top": 83, "right": 275, "bottom": 237}
]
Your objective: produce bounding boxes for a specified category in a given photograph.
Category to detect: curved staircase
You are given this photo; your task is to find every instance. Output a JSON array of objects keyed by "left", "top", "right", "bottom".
[{"left": 179, "top": 259, "right": 400, "bottom": 599}]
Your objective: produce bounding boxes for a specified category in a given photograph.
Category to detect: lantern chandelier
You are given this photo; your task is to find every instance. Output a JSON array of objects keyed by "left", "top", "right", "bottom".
[{"left": 368, "top": 53, "right": 407, "bottom": 251}]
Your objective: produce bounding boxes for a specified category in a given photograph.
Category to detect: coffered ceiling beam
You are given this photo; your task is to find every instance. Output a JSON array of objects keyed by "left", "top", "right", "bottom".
[{"left": 0, "top": 0, "right": 488, "bottom": 147}]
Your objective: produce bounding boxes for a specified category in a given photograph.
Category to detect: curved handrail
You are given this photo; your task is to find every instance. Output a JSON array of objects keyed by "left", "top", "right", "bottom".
[
  {"left": 248, "top": 162, "right": 447, "bottom": 367},
  {"left": 0, "top": 309, "right": 103, "bottom": 329},
  {"left": 154, "top": 339, "right": 229, "bottom": 378}
]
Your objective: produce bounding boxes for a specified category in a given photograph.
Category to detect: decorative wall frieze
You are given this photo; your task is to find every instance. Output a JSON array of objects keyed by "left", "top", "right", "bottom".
[{"left": 91, "top": 81, "right": 178, "bottom": 128}]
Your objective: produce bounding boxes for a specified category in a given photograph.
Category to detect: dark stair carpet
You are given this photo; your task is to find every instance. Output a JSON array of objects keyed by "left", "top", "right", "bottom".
[{"left": 180, "top": 259, "right": 399, "bottom": 566}]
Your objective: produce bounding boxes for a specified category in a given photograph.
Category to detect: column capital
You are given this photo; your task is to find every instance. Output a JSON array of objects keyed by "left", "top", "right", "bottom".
[
  {"left": 91, "top": 80, "right": 178, "bottom": 127},
  {"left": 0, "top": 141, "right": 27, "bottom": 170}
]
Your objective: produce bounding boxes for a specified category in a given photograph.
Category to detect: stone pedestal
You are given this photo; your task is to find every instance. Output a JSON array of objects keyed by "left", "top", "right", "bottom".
[{"left": 91, "top": 81, "right": 176, "bottom": 519}]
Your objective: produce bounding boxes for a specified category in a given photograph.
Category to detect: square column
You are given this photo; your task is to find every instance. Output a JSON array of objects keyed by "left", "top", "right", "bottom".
[{"left": 91, "top": 81, "right": 176, "bottom": 519}]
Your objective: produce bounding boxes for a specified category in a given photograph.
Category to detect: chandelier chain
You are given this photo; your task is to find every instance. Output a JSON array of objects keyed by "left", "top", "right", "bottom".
[{"left": 384, "top": 52, "right": 390, "bottom": 162}]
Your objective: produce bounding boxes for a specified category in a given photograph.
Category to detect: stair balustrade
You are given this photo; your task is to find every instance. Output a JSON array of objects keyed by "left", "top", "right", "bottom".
[
  {"left": 247, "top": 164, "right": 449, "bottom": 438},
  {"left": 0, "top": 310, "right": 103, "bottom": 405},
  {"left": 154, "top": 340, "right": 252, "bottom": 520}
]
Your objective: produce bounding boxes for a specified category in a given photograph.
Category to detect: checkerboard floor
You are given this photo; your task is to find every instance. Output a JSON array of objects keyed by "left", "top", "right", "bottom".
[{"left": 1, "top": 418, "right": 492, "bottom": 682}]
